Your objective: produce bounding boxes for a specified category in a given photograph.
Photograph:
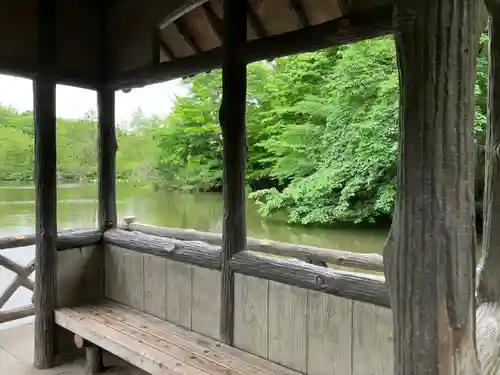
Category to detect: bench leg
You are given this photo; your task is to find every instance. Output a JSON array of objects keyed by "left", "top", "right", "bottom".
[{"left": 86, "top": 347, "right": 103, "bottom": 374}]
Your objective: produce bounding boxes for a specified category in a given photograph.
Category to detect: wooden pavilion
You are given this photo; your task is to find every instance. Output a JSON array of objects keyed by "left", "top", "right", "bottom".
[{"left": 0, "top": 0, "right": 496, "bottom": 374}]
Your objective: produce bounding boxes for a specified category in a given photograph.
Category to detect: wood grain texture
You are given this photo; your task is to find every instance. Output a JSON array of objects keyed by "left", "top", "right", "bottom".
[
  {"left": 143, "top": 254, "right": 167, "bottom": 319},
  {"left": 104, "top": 245, "right": 125, "bottom": 304},
  {"left": 384, "top": 1, "right": 480, "bottom": 373},
  {"left": 268, "top": 281, "right": 307, "bottom": 372},
  {"left": 192, "top": 266, "right": 221, "bottom": 340},
  {"left": 57, "top": 301, "right": 302, "bottom": 375},
  {"left": 231, "top": 251, "right": 389, "bottom": 307},
  {"left": 307, "top": 291, "right": 352, "bottom": 375},
  {"left": 219, "top": 0, "right": 248, "bottom": 345},
  {"left": 234, "top": 273, "right": 269, "bottom": 359},
  {"left": 97, "top": 87, "right": 117, "bottom": 231},
  {"left": 112, "top": 8, "right": 393, "bottom": 90},
  {"left": 55, "top": 307, "right": 207, "bottom": 375},
  {"left": 352, "top": 302, "right": 393, "bottom": 375},
  {"left": 166, "top": 260, "right": 192, "bottom": 329},
  {"left": 33, "top": 0, "right": 57, "bottom": 364},
  {"left": 121, "top": 249, "right": 144, "bottom": 311},
  {"left": 128, "top": 222, "right": 384, "bottom": 272},
  {"left": 104, "top": 229, "right": 221, "bottom": 270},
  {"left": 57, "top": 246, "right": 103, "bottom": 307},
  {"left": 0, "top": 229, "right": 102, "bottom": 251}
]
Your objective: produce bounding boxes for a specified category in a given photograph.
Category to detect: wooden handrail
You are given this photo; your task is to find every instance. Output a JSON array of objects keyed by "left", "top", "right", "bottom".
[
  {"left": 123, "top": 220, "right": 384, "bottom": 273},
  {"left": 0, "top": 228, "right": 103, "bottom": 251},
  {"left": 0, "top": 228, "right": 102, "bottom": 325},
  {"left": 104, "top": 228, "right": 389, "bottom": 307}
]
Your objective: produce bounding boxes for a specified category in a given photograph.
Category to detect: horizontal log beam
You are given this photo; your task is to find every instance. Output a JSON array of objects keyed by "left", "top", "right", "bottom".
[
  {"left": 0, "top": 54, "right": 98, "bottom": 90},
  {"left": 127, "top": 222, "right": 384, "bottom": 272},
  {"left": 0, "top": 229, "right": 102, "bottom": 251},
  {"left": 230, "top": 251, "right": 390, "bottom": 307},
  {"left": 112, "top": 7, "right": 393, "bottom": 90},
  {"left": 103, "top": 229, "right": 221, "bottom": 270},
  {"left": 0, "top": 304, "right": 35, "bottom": 324}
]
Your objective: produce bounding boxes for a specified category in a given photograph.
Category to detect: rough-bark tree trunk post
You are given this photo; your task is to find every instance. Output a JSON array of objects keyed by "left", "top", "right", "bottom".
[
  {"left": 476, "top": 3, "right": 500, "bottom": 373},
  {"left": 33, "top": 0, "right": 57, "bottom": 369},
  {"left": 219, "top": 0, "right": 248, "bottom": 345},
  {"left": 97, "top": 0, "right": 116, "bottom": 232},
  {"left": 384, "top": 1, "right": 480, "bottom": 374},
  {"left": 92, "top": 0, "right": 116, "bottom": 371},
  {"left": 97, "top": 87, "right": 117, "bottom": 230}
]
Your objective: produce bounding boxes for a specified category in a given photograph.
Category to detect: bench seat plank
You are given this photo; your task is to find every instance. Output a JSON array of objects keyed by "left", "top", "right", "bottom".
[
  {"left": 98, "top": 301, "right": 301, "bottom": 375},
  {"left": 55, "top": 307, "right": 208, "bottom": 375},
  {"left": 55, "top": 300, "right": 301, "bottom": 375}
]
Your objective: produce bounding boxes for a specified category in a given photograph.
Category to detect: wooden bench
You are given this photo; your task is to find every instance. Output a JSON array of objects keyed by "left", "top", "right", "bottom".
[{"left": 55, "top": 300, "right": 301, "bottom": 375}]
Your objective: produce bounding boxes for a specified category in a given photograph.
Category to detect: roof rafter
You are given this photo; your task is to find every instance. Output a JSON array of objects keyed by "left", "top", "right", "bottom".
[
  {"left": 284, "top": 0, "right": 309, "bottom": 28},
  {"left": 246, "top": 0, "right": 267, "bottom": 38},
  {"left": 201, "top": 3, "right": 223, "bottom": 41},
  {"left": 113, "top": 7, "right": 394, "bottom": 90},
  {"left": 174, "top": 20, "right": 202, "bottom": 54}
]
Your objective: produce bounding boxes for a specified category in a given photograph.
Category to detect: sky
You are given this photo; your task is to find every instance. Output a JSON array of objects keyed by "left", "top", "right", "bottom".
[{"left": 0, "top": 74, "right": 188, "bottom": 125}]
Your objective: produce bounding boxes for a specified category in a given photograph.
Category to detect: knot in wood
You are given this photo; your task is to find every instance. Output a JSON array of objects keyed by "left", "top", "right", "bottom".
[{"left": 316, "top": 274, "right": 339, "bottom": 291}]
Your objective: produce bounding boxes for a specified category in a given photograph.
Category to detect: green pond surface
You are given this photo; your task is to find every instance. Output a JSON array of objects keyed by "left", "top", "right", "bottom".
[{"left": 0, "top": 181, "right": 388, "bottom": 328}]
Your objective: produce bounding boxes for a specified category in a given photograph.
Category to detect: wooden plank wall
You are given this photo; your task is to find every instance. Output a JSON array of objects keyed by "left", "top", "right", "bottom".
[
  {"left": 57, "top": 246, "right": 103, "bottom": 307},
  {"left": 104, "top": 246, "right": 221, "bottom": 340},
  {"left": 104, "top": 246, "right": 394, "bottom": 374},
  {"left": 234, "top": 274, "right": 394, "bottom": 375}
]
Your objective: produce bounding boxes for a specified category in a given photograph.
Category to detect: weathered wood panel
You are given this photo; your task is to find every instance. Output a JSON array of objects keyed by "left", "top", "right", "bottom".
[
  {"left": 352, "top": 302, "right": 393, "bottom": 375},
  {"left": 104, "top": 245, "right": 125, "bottom": 304},
  {"left": 143, "top": 254, "right": 167, "bottom": 319},
  {"left": 192, "top": 266, "right": 221, "bottom": 340},
  {"left": 234, "top": 274, "right": 269, "bottom": 359},
  {"left": 268, "top": 281, "right": 307, "bottom": 373},
  {"left": 121, "top": 249, "right": 144, "bottom": 311},
  {"left": 57, "top": 246, "right": 103, "bottom": 307},
  {"left": 307, "top": 291, "right": 352, "bottom": 375},
  {"left": 128, "top": 222, "right": 384, "bottom": 272},
  {"left": 166, "top": 260, "right": 192, "bottom": 329}
]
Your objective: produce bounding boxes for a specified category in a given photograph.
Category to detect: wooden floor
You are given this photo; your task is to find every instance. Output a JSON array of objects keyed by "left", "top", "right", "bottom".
[
  {"left": 56, "top": 301, "right": 300, "bottom": 375},
  {"left": 0, "top": 322, "right": 146, "bottom": 375}
]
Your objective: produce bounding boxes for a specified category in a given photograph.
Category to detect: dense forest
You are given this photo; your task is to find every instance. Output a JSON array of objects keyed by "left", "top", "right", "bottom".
[{"left": 0, "top": 36, "right": 489, "bottom": 226}]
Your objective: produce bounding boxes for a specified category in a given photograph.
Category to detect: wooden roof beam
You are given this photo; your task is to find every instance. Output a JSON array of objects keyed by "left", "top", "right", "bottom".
[
  {"left": 202, "top": 3, "right": 223, "bottom": 41},
  {"left": 285, "top": 0, "right": 309, "bottom": 28},
  {"left": 112, "top": 7, "right": 393, "bottom": 90},
  {"left": 159, "top": 37, "right": 176, "bottom": 61},
  {"left": 174, "top": 20, "right": 202, "bottom": 54},
  {"left": 246, "top": 0, "right": 267, "bottom": 38}
]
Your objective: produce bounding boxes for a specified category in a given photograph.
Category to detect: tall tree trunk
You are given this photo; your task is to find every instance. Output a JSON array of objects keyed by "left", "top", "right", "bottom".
[
  {"left": 476, "top": 2, "right": 500, "bottom": 373},
  {"left": 384, "top": 1, "right": 480, "bottom": 374}
]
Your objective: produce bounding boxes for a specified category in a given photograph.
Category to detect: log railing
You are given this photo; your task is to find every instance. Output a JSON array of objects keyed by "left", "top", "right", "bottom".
[
  {"left": 0, "top": 229, "right": 102, "bottom": 324},
  {"left": 108, "top": 221, "right": 389, "bottom": 308},
  {"left": 121, "top": 217, "right": 385, "bottom": 273}
]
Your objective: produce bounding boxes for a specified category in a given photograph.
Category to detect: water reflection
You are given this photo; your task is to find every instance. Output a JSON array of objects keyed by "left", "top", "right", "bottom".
[{"left": 0, "top": 181, "right": 389, "bottom": 329}]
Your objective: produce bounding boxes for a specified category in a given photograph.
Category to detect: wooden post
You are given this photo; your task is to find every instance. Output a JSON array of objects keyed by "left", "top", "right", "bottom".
[
  {"left": 219, "top": 0, "right": 247, "bottom": 345},
  {"left": 476, "top": 3, "right": 500, "bottom": 372},
  {"left": 97, "top": 0, "right": 117, "bottom": 231},
  {"left": 97, "top": 87, "right": 117, "bottom": 230},
  {"left": 384, "top": 1, "right": 480, "bottom": 374},
  {"left": 33, "top": 0, "right": 57, "bottom": 369}
]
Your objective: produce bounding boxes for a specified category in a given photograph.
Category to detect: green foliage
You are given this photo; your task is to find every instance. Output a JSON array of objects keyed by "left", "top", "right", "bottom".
[
  {"left": 154, "top": 35, "right": 488, "bottom": 225},
  {"left": 0, "top": 34, "right": 490, "bottom": 226},
  {"left": 0, "top": 106, "right": 157, "bottom": 182}
]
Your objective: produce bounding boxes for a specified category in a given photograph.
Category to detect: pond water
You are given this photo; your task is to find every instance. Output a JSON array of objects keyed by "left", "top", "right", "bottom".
[{"left": 0, "top": 181, "right": 388, "bottom": 328}]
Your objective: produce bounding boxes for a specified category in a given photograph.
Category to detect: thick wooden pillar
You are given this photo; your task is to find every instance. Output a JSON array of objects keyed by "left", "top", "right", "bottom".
[
  {"left": 33, "top": 0, "right": 57, "bottom": 369},
  {"left": 478, "top": 2, "right": 500, "bottom": 306},
  {"left": 97, "top": 0, "right": 116, "bottom": 231},
  {"left": 219, "top": 0, "right": 247, "bottom": 344},
  {"left": 476, "top": 3, "right": 500, "bottom": 372},
  {"left": 384, "top": 1, "right": 480, "bottom": 374},
  {"left": 97, "top": 87, "right": 117, "bottom": 230}
]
